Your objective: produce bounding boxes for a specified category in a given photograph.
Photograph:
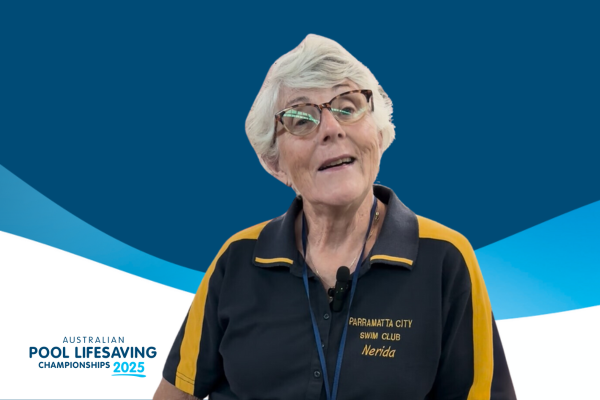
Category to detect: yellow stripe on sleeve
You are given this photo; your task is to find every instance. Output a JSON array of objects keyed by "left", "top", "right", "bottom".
[
  {"left": 174, "top": 221, "right": 268, "bottom": 395},
  {"left": 417, "top": 215, "right": 494, "bottom": 400}
]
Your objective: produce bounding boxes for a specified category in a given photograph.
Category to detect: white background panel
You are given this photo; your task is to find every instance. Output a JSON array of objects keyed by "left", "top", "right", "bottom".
[
  {"left": 498, "top": 305, "right": 600, "bottom": 400},
  {"left": 0, "top": 231, "right": 194, "bottom": 399},
  {"left": 1, "top": 230, "right": 599, "bottom": 399}
]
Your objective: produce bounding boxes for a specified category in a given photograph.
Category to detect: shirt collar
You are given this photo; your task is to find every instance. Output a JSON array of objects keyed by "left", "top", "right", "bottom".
[{"left": 252, "top": 185, "right": 419, "bottom": 274}]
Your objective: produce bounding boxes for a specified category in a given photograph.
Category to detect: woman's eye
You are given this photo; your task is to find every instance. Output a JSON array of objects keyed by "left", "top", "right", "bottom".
[
  {"left": 332, "top": 106, "right": 356, "bottom": 116},
  {"left": 294, "top": 118, "right": 308, "bottom": 126}
]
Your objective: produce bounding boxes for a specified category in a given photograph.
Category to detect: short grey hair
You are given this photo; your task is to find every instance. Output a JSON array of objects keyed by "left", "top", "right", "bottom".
[{"left": 245, "top": 34, "right": 396, "bottom": 177}]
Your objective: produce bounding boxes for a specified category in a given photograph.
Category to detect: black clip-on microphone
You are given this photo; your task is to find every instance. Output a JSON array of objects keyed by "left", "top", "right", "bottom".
[{"left": 330, "top": 266, "right": 351, "bottom": 312}]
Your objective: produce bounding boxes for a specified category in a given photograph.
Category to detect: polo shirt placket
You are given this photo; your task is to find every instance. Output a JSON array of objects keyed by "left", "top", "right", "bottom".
[{"left": 304, "top": 277, "right": 332, "bottom": 400}]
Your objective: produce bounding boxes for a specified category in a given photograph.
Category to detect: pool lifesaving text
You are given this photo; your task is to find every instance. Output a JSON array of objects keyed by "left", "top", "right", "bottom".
[{"left": 29, "top": 344, "right": 157, "bottom": 372}]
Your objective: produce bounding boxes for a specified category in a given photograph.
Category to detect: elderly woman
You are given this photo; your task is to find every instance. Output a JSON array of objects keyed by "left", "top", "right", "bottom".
[{"left": 154, "top": 34, "right": 517, "bottom": 400}]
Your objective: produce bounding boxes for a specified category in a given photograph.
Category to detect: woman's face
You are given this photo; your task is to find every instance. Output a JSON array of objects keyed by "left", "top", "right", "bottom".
[{"left": 273, "top": 80, "right": 383, "bottom": 208}]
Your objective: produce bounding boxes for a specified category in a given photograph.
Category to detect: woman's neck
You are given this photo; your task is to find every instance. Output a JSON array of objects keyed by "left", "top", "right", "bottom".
[
  {"left": 294, "top": 190, "right": 387, "bottom": 289},
  {"left": 301, "top": 191, "right": 375, "bottom": 253}
]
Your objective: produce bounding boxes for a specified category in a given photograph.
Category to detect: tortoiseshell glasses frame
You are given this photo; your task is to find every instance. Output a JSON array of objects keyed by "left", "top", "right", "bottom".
[{"left": 272, "top": 89, "right": 374, "bottom": 144}]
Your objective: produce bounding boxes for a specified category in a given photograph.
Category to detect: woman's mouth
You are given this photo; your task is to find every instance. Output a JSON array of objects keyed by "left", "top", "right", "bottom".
[{"left": 318, "top": 157, "right": 356, "bottom": 171}]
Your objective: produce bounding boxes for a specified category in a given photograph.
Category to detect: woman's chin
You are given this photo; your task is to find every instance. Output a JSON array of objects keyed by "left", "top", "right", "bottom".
[{"left": 308, "top": 183, "right": 369, "bottom": 208}]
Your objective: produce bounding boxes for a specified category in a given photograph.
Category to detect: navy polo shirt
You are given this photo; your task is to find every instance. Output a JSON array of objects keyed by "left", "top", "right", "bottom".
[{"left": 163, "top": 185, "right": 516, "bottom": 400}]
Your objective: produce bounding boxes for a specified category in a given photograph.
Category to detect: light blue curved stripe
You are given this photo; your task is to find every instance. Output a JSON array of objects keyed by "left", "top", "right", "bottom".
[
  {"left": 476, "top": 199, "right": 600, "bottom": 320},
  {"left": 2, "top": 164, "right": 600, "bottom": 317},
  {"left": 0, "top": 165, "right": 203, "bottom": 293}
]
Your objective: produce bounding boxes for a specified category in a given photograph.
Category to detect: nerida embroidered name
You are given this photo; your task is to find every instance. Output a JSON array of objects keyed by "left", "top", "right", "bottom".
[{"left": 361, "top": 344, "right": 396, "bottom": 358}]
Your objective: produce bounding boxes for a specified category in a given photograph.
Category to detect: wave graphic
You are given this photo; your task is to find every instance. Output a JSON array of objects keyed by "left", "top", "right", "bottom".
[
  {"left": 2, "top": 164, "right": 599, "bottom": 316},
  {"left": 0, "top": 165, "right": 203, "bottom": 293},
  {"left": 477, "top": 199, "right": 600, "bottom": 319}
]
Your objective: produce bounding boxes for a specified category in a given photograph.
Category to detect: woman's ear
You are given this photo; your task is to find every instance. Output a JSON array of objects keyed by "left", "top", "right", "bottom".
[{"left": 261, "top": 155, "right": 293, "bottom": 188}]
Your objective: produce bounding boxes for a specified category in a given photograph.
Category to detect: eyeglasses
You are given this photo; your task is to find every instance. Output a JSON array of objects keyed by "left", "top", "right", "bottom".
[{"left": 273, "top": 89, "right": 374, "bottom": 141}]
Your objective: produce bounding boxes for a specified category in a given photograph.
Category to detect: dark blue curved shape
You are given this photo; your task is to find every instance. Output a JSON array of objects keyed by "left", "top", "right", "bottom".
[
  {"left": 112, "top": 374, "right": 146, "bottom": 378},
  {"left": 1, "top": 0, "right": 599, "bottom": 270},
  {"left": 0, "top": 165, "right": 203, "bottom": 293}
]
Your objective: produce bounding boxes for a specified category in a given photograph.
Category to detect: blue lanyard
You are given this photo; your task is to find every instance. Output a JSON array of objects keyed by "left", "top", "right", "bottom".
[{"left": 301, "top": 195, "right": 377, "bottom": 400}]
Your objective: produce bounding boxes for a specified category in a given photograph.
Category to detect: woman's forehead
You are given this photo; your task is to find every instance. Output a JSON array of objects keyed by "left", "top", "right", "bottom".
[{"left": 279, "top": 80, "right": 359, "bottom": 109}]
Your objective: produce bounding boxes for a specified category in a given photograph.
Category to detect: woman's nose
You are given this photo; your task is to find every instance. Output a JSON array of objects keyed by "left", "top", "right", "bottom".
[{"left": 318, "top": 109, "right": 347, "bottom": 143}]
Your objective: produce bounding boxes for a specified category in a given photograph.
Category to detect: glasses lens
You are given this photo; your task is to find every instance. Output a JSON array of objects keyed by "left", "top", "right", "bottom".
[
  {"left": 281, "top": 106, "right": 320, "bottom": 136},
  {"left": 330, "top": 92, "right": 369, "bottom": 123}
]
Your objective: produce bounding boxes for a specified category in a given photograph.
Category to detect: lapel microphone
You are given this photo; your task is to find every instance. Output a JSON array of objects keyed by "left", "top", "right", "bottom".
[{"left": 331, "top": 266, "right": 351, "bottom": 312}]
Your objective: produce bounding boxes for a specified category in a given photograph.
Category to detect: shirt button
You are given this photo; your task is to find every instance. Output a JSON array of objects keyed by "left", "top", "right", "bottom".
[
  {"left": 313, "top": 370, "right": 321, "bottom": 378},
  {"left": 321, "top": 343, "right": 325, "bottom": 348},
  {"left": 323, "top": 313, "right": 330, "bottom": 320}
]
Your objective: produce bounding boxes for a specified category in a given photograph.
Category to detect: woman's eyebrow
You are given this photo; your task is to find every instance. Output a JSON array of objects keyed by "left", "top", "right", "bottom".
[
  {"left": 285, "top": 96, "right": 311, "bottom": 107},
  {"left": 285, "top": 84, "right": 352, "bottom": 107},
  {"left": 332, "top": 83, "right": 351, "bottom": 91}
]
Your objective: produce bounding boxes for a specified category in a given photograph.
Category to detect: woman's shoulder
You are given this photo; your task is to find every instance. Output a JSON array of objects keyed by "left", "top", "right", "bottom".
[
  {"left": 216, "top": 220, "right": 272, "bottom": 254},
  {"left": 204, "top": 220, "right": 273, "bottom": 274},
  {"left": 416, "top": 215, "right": 485, "bottom": 293},
  {"left": 226, "top": 220, "right": 271, "bottom": 244},
  {"left": 415, "top": 214, "right": 475, "bottom": 259}
]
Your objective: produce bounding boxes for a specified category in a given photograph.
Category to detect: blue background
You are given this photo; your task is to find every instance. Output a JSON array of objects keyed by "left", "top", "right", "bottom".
[{"left": 0, "top": 1, "right": 598, "bottom": 319}]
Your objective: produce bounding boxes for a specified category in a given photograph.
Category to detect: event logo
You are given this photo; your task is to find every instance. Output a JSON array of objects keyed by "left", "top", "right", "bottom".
[{"left": 29, "top": 336, "right": 157, "bottom": 378}]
